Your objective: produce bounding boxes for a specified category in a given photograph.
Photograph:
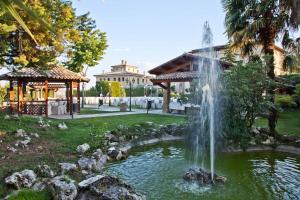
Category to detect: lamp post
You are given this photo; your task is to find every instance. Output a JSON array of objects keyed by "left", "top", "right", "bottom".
[
  {"left": 108, "top": 82, "right": 111, "bottom": 106},
  {"left": 126, "top": 78, "right": 135, "bottom": 111}
]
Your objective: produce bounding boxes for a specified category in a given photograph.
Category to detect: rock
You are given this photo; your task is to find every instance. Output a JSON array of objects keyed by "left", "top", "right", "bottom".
[
  {"left": 91, "top": 149, "right": 103, "bottom": 160},
  {"left": 15, "top": 129, "right": 27, "bottom": 137},
  {"left": 183, "top": 168, "right": 226, "bottom": 185},
  {"left": 108, "top": 142, "right": 119, "bottom": 147},
  {"left": 30, "top": 133, "right": 39, "bottom": 138},
  {"left": 59, "top": 163, "right": 77, "bottom": 174},
  {"left": 58, "top": 122, "right": 68, "bottom": 130},
  {"left": 262, "top": 137, "right": 275, "bottom": 145},
  {"left": 4, "top": 115, "right": 10, "bottom": 120},
  {"left": 76, "top": 143, "right": 90, "bottom": 154},
  {"left": 107, "top": 147, "right": 127, "bottom": 161},
  {"left": 7, "top": 146, "right": 17, "bottom": 153},
  {"left": 145, "top": 121, "right": 154, "bottom": 126},
  {"left": 76, "top": 175, "right": 144, "bottom": 200},
  {"left": 49, "top": 176, "right": 77, "bottom": 200},
  {"left": 36, "top": 164, "right": 55, "bottom": 178},
  {"left": 15, "top": 137, "right": 31, "bottom": 148},
  {"left": 5, "top": 169, "right": 37, "bottom": 189},
  {"left": 78, "top": 157, "right": 96, "bottom": 171},
  {"left": 32, "top": 178, "right": 50, "bottom": 191},
  {"left": 94, "top": 155, "right": 107, "bottom": 172},
  {"left": 105, "top": 131, "right": 119, "bottom": 142},
  {"left": 78, "top": 175, "right": 104, "bottom": 188}
]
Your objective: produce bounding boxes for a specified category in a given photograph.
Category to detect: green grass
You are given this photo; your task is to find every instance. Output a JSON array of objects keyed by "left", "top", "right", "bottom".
[
  {"left": 78, "top": 108, "right": 119, "bottom": 115},
  {"left": 0, "top": 112, "right": 184, "bottom": 197},
  {"left": 7, "top": 189, "right": 51, "bottom": 200},
  {"left": 256, "top": 109, "right": 300, "bottom": 136}
]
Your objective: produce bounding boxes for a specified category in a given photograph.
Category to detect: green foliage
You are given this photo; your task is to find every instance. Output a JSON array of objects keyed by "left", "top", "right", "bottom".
[
  {"left": 66, "top": 12, "right": 107, "bottom": 73},
  {"left": 223, "top": 61, "right": 272, "bottom": 146},
  {"left": 279, "top": 74, "right": 300, "bottom": 85},
  {"left": 0, "top": 86, "right": 7, "bottom": 105},
  {"left": 0, "top": 1, "right": 106, "bottom": 71},
  {"left": 110, "top": 82, "right": 125, "bottom": 97},
  {"left": 96, "top": 81, "right": 109, "bottom": 96},
  {"left": 275, "top": 95, "right": 297, "bottom": 108},
  {"left": 293, "top": 84, "right": 300, "bottom": 106},
  {"left": 7, "top": 189, "right": 51, "bottom": 200}
]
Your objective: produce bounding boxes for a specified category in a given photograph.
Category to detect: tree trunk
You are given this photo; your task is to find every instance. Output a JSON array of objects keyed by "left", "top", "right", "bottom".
[
  {"left": 264, "top": 44, "right": 278, "bottom": 137},
  {"left": 81, "top": 83, "right": 85, "bottom": 108}
]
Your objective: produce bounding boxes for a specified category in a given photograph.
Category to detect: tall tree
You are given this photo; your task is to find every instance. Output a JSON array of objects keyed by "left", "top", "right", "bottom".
[
  {"left": 0, "top": 0, "right": 81, "bottom": 68},
  {"left": 222, "top": 0, "right": 300, "bottom": 137},
  {"left": 66, "top": 12, "right": 107, "bottom": 107}
]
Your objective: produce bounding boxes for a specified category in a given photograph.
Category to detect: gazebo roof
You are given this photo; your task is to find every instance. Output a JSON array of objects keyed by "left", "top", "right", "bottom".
[
  {"left": 151, "top": 71, "right": 201, "bottom": 83},
  {"left": 0, "top": 66, "right": 89, "bottom": 82},
  {"left": 148, "top": 53, "right": 231, "bottom": 75}
]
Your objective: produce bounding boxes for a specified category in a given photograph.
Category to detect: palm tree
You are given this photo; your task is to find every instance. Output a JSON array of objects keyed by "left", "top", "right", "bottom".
[
  {"left": 0, "top": 0, "right": 51, "bottom": 45},
  {"left": 222, "top": 0, "right": 300, "bottom": 137}
]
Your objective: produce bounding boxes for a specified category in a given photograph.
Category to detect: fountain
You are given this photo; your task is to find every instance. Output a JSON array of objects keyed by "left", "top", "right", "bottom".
[{"left": 185, "top": 21, "right": 225, "bottom": 184}]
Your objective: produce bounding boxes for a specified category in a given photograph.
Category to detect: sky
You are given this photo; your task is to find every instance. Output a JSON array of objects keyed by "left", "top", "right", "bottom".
[
  {"left": 0, "top": 0, "right": 228, "bottom": 87},
  {"left": 71, "top": 0, "right": 228, "bottom": 87}
]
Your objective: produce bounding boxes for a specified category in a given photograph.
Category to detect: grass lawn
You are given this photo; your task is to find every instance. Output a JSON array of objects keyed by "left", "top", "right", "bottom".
[
  {"left": 256, "top": 109, "right": 300, "bottom": 136},
  {"left": 78, "top": 108, "right": 119, "bottom": 115},
  {"left": 0, "top": 113, "right": 184, "bottom": 197}
]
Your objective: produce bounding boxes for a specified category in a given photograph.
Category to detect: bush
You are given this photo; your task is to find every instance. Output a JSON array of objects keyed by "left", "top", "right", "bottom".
[
  {"left": 275, "top": 95, "right": 297, "bottom": 108},
  {"left": 293, "top": 84, "right": 300, "bottom": 106}
]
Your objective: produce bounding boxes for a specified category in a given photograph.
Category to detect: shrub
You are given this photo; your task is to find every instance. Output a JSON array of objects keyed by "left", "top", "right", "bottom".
[
  {"left": 293, "top": 84, "right": 300, "bottom": 106},
  {"left": 275, "top": 95, "right": 297, "bottom": 108}
]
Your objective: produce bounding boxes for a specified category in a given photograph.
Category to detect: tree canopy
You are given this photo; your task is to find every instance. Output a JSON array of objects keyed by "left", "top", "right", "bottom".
[{"left": 0, "top": 0, "right": 107, "bottom": 71}]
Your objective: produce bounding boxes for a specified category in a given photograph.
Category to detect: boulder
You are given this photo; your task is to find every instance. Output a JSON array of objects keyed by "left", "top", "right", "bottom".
[
  {"left": 15, "top": 129, "right": 27, "bottom": 137},
  {"left": 30, "top": 133, "right": 39, "bottom": 138},
  {"left": 49, "top": 176, "right": 77, "bottom": 200},
  {"left": 105, "top": 131, "right": 119, "bottom": 142},
  {"left": 183, "top": 168, "right": 226, "bottom": 185},
  {"left": 5, "top": 169, "right": 37, "bottom": 189},
  {"left": 77, "top": 175, "right": 145, "bottom": 200},
  {"left": 107, "top": 147, "right": 127, "bottom": 161},
  {"left": 7, "top": 146, "right": 17, "bottom": 153},
  {"left": 94, "top": 155, "right": 107, "bottom": 172},
  {"left": 36, "top": 164, "right": 55, "bottom": 178},
  {"left": 78, "top": 157, "right": 96, "bottom": 171},
  {"left": 58, "top": 122, "right": 68, "bottom": 130},
  {"left": 59, "top": 163, "right": 77, "bottom": 174},
  {"left": 32, "top": 178, "right": 50, "bottom": 191},
  {"left": 91, "top": 149, "right": 103, "bottom": 160},
  {"left": 76, "top": 143, "right": 90, "bottom": 154}
]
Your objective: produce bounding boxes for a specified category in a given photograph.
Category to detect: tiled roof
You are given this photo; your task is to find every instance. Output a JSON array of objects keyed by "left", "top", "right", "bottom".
[
  {"left": 0, "top": 66, "right": 89, "bottom": 82},
  {"left": 151, "top": 71, "right": 201, "bottom": 81}
]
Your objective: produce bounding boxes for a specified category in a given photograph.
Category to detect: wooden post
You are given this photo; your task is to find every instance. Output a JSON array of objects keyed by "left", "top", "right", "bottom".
[
  {"left": 77, "top": 81, "right": 80, "bottom": 113},
  {"left": 162, "top": 82, "right": 171, "bottom": 113},
  {"left": 66, "top": 82, "right": 69, "bottom": 112},
  {"left": 45, "top": 80, "right": 48, "bottom": 117},
  {"left": 9, "top": 80, "right": 14, "bottom": 114},
  {"left": 69, "top": 81, "right": 73, "bottom": 116},
  {"left": 17, "top": 80, "right": 22, "bottom": 115}
]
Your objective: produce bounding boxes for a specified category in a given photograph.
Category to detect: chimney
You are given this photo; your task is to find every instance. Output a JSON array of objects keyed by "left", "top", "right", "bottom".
[
  {"left": 102, "top": 70, "right": 105, "bottom": 74},
  {"left": 121, "top": 60, "right": 124, "bottom": 64}
]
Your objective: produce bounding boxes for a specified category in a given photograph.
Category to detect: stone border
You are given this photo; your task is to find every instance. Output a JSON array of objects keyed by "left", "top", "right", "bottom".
[{"left": 118, "top": 136, "right": 300, "bottom": 156}]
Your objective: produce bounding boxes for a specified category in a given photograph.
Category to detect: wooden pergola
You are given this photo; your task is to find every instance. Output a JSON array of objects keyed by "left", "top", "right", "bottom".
[
  {"left": 0, "top": 66, "right": 89, "bottom": 117},
  {"left": 148, "top": 53, "right": 231, "bottom": 112}
]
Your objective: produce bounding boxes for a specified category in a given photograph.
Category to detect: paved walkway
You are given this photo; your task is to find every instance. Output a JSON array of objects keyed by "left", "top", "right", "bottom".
[{"left": 49, "top": 105, "right": 183, "bottom": 119}]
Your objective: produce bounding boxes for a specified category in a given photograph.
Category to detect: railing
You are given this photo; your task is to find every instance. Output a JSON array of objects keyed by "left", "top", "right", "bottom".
[{"left": 21, "top": 101, "right": 47, "bottom": 115}]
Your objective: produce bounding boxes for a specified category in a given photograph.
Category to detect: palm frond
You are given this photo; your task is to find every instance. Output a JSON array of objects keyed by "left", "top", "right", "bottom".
[{"left": 0, "top": 0, "right": 38, "bottom": 45}]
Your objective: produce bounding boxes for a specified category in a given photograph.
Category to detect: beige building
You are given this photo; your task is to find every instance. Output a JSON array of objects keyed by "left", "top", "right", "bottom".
[
  {"left": 190, "top": 44, "right": 286, "bottom": 75},
  {"left": 94, "top": 60, "right": 152, "bottom": 87}
]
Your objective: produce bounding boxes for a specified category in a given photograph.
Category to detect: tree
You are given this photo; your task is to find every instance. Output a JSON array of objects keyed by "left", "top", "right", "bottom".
[
  {"left": 223, "top": 60, "right": 272, "bottom": 147},
  {"left": 222, "top": 0, "right": 300, "bottom": 137},
  {"left": 0, "top": 0, "right": 52, "bottom": 45},
  {"left": 96, "top": 81, "right": 110, "bottom": 96},
  {"left": 0, "top": 0, "right": 81, "bottom": 68},
  {"left": 110, "top": 82, "right": 125, "bottom": 97},
  {"left": 65, "top": 12, "right": 107, "bottom": 108}
]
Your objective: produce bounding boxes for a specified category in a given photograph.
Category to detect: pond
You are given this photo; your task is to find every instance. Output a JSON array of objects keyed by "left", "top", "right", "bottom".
[{"left": 106, "top": 142, "right": 300, "bottom": 200}]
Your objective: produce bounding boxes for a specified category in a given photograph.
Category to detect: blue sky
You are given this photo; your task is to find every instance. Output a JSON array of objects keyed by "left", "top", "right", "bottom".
[{"left": 71, "top": 0, "right": 228, "bottom": 87}]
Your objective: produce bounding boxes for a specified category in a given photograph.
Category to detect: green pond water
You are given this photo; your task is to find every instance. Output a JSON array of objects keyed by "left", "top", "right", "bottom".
[{"left": 106, "top": 142, "right": 300, "bottom": 200}]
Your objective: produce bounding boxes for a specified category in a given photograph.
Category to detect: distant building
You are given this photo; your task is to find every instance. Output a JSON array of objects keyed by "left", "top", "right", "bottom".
[{"left": 94, "top": 60, "right": 152, "bottom": 87}]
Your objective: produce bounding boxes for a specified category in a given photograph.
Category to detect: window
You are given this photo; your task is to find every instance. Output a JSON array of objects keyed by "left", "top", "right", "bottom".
[
  {"left": 107, "top": 78, "right": 110, "bottom": 81},
  {"left": 137, "top": 78, "right": 140, "bottom": 84},
  {"left": 122, "top": 77, "right": 124, "bottom": 81},
  {"left": 118, "top": 77, "right": 121, "bottom": 82},
  {"left": 113, "top": 77, "right": 116, "bottom": 81},
  {"left": 142, "top": 79, "right": 144, "bottom": 83},
  {"left": 193, "top": 64, "right": 199, "bottom": 71}
]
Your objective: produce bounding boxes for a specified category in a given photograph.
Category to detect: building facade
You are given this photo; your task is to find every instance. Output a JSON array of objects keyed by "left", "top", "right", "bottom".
[{"left": 94, "top": 60, "right": 152, "bottom": 87}]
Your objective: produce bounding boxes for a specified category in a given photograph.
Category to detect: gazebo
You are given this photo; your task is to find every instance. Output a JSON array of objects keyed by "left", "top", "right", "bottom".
[
  {"left": 0, "top": 66, "right": 89, "bottom": 117},
  {"left": 149, "top": 53, "right": 231, "bottom": 112}
]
